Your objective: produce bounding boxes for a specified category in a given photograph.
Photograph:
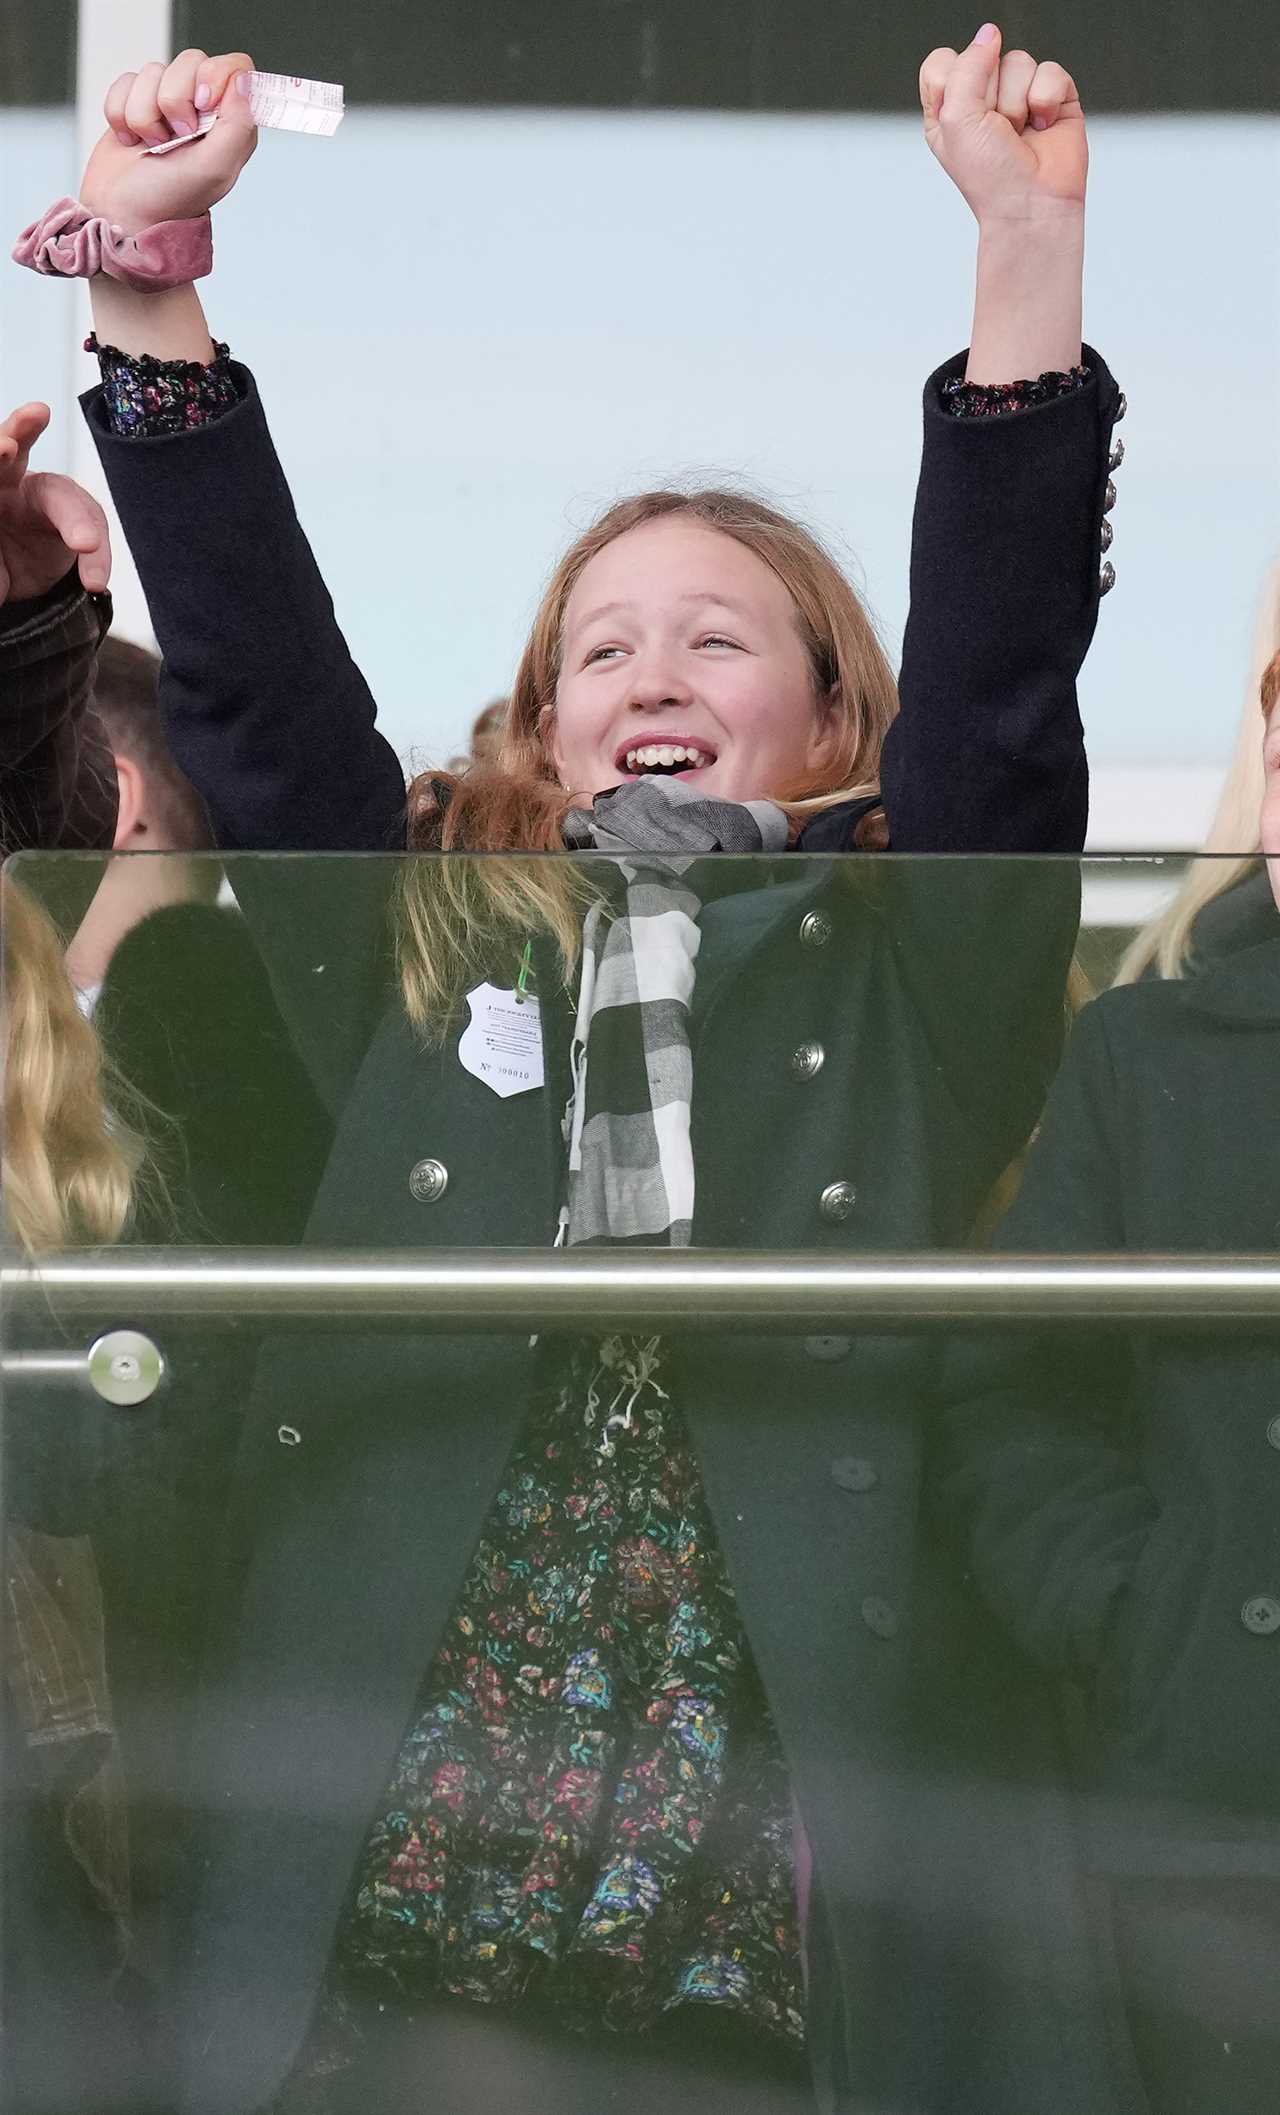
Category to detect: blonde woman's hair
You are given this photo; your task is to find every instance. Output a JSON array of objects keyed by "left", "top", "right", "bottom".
[
  {"left": 2, "top": 879, "right": 139, "bottom": 1253},
  {"left": 398, "top": 486, "right": 899, "bottom": 1028},
  {"left": 1114, "top": 559, "right": 1280, "bottom": 986}
]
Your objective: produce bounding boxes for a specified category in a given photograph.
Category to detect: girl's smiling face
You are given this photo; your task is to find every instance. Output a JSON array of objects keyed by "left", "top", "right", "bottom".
[{"left": 549, "top": 516, "right": 838, "bottom": 804}]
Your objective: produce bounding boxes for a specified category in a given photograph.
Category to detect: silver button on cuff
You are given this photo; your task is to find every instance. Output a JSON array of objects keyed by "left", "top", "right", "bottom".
[
  {"left": 409, "top": 1156, "right": 449, "bottom": 1204},
  {"left": 1241, "top": 1595, "right": 1280, "bottom": 1636},
  {"left": 1100, "top": 517, "right": 1114, "bottom": 553},
  {"left": 1104, "top": 479, "right": 1117, "bottom": 514},
  {"left": 1099, "top": 560, "right": 1116, "bottom": 598},
  {"left": 1108, "top": 438, "right": 1126, "bottom": 472},
  {"left": 790, "top": 1040, "right": 825, "bottom": 1082},
  {"left": 799, "top": 909, "right": 833, "bottom": 950},
  {"left": 1267, "top": 1415, "right": 1280, "bottom": 1451},
  {"left": 1114, "top": 391, "right": 1127, "bottom": 421},
  {"left": 819, "top": 1180, "right": 857, "bottom": 1224}
]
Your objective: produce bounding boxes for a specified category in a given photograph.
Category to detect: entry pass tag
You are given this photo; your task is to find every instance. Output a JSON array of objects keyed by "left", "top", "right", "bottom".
[
  {"left": 457, "top": 983, "right": 544, "bottom": 1098},
  {"left": 144, "top": 71, "right": 344, "bottom": 154}
]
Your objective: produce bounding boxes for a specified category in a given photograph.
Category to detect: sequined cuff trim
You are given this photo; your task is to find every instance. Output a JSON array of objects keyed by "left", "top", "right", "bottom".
[
  {"left": 88, "top": 331, "right": 239, "bottom": 437},
  {"left": 942, "top": 364, "right": 1092, "bottom": 419}
]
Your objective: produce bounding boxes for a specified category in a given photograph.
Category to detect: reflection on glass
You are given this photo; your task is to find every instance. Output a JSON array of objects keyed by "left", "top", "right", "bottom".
[{"left": 3, "top": 852, "right": 1278, "bottom": 2113}]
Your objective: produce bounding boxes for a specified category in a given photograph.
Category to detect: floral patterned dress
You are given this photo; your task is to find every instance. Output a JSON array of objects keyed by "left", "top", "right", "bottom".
[{"left": 279, "top": 1335, "right": 804, "bottom": 2098}]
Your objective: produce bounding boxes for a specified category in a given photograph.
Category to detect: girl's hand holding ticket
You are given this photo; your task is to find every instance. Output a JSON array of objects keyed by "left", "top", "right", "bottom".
[{"left": 80, "top": 50, "right": 258, "bottom": 233}]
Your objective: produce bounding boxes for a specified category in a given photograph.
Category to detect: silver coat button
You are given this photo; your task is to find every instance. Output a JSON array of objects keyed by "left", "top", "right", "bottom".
[
  {"left": 87, "top": 1329, "right": 164, "bottom": 1407},
  {"left": 819, "top": 1180, "right": 857, "bottom": 1224},
  {"left": 791, "top": 1040, "right": 825, "bottom": 1082},
  {"left": 805, "top": 1335, "right": 851, "bottom": 1362},
  {"left": 409, "top": 1156, "right": 449, "bottom": 1204},
  {"left": 1103, "top": 478, "right": 1117, "bottom": 514},
  {"left": 860, "top": 1595, "right": 899, "bottom": 1640},
  {"left": 1099, "top": 561, "right": 1116, "bottom": 598},
  {"left": 1114, "top": 391, "right": 1127, "bottom": 421},
  {"left": 799, "top": 909, "right": 833, "bottom": 950},
  {"left": 1108, "top": 438, "right": 1126, "bottom": 472},
  {"left": 1267, "top": 1415, "right": 1280, "bottom": 1451},
  {"left": 1241, "top": 1596, "right": 1280, "bottom": 1636},
  {"left": 1100, "top": 518, "right": 1114, "bottom": 553},
  {"left": 832, "top": 1455, "right": 878, "bottom": 1493}
]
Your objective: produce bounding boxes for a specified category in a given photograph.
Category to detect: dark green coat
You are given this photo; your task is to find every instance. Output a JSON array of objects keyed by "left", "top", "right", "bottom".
[{"left": 936, "top": 940, "right": 1280, "bottom": 1860}]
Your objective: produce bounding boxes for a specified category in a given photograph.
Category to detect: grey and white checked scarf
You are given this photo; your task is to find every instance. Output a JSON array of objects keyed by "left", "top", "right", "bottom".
[{"left": 560, "top": 777, "right": 787, "bottom": 1246}]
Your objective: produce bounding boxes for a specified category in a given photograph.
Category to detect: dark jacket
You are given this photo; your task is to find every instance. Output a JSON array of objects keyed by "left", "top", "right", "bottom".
[
  {"left": 1, "top": 892, "right": 334, "bottom": 2093},
  {"left": 1183, "top": 860, "right": 1273, "bottom": 968},
  {"left": 80, "top": 351, "right": 1132, "bottom": 2115},
  {"left": 0, "top": 570, "right": 117, "bottom": 856},
  {"left": 934, "top": 947, "right": 1280, "bottom": 1869}
]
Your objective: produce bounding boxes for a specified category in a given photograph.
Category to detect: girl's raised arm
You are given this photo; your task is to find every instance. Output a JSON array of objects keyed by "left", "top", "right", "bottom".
[
  {"left": 886, "top": 24, "right": 1119, "bottom": 859},
  {"left": 879, "top": 28, "right": 1121, "bottom": 1160},
  {"left": 67, "top": 52, "right": 406, "bottom": 855}
]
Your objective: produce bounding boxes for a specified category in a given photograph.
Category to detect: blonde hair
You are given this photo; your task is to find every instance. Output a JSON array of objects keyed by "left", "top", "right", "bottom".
[
  {"left": 2, "top": 879, "right": 139, "bottom": 1253},
  {"left": 1114, "top": 559, "right": 1280, "bottom": 985},
  {"left": 399, "top": 487, "right": 899, "bottom": 1027}
]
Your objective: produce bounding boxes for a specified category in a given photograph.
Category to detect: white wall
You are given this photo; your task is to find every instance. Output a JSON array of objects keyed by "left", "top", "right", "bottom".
[{"left": 4, "top": 107, "right": 1278, "bottom": 838}]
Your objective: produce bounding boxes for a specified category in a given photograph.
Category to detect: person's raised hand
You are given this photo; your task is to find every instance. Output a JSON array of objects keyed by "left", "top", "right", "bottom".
[
  {"left": 919, "top": 25, "right": 1087, "bottom": 227},
  {"left": 0, "top": 405, "right": 111, "bottom": 605},
  {"left": 80, "top": 50, "right": 258, "bottom": 235}
]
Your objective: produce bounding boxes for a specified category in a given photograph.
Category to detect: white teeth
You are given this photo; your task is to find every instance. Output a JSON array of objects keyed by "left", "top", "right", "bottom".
[{"left": 621, "top": 742, "right": 711, "bottom": 773}]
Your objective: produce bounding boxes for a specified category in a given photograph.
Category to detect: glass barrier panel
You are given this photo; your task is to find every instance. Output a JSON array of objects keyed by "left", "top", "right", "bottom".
[{"left": 3, "top": 850, "right": 1277, "bottom": 2115}]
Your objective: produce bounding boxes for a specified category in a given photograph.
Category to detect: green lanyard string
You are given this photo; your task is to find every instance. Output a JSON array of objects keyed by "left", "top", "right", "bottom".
[{"left": 514, "top": 938, "right": 536, "bottom": 1004}]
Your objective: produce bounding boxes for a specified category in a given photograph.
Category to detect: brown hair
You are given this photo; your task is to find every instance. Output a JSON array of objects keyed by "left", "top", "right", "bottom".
[
  {"left": 93, "top": 635, "right": 214, "bottom": 851},
  {"left": 398, "top": 487, "right": 899, "bottom": 1026}
]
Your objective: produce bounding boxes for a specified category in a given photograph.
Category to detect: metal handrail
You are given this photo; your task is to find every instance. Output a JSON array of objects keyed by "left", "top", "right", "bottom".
[{"left": 5, "top": 1248, "right": 1280, "bottom": 1331}]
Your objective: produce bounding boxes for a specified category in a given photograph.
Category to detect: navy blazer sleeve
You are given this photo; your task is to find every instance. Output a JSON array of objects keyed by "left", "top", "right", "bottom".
[
  {"left": 81, "top": 369, "right": 406, "bottom": 857},
  {"left": 873, "top": 347, "right": 1123, "bottom": 1160},
  {"left": 82, "top": 371, "right": 410, "bottom": 1110},
  {"left": 885, "top": 344, "right": 1122, "bottom": 855}
]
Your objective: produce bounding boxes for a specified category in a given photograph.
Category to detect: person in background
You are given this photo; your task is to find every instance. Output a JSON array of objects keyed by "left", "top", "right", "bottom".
[
  {"left": 0, "top": 875, "right": 145, "bottom": 2114},
  {"left": 1114, "top": 558, "right": 1280, "bottom": 985},
  {"left": 447, "top": 697, "right": 509, "bottom": 775},
  {"left": 0, "top": 400, "right": 116, "bottom": 856},
  {"left": 0, "top": 481, "right": 330, "bottom": 2111},
  {"left": 44, "top": 627, "right": 333, "bottom": 1243},
  {"left": 92, "top": 634, "right": 214, "bottom": 851},
  {"left": 934, "top": 643, "right": 1280, "bottom": 2112},
  {"left": 63, "top": 633, "right": 219, "bottom": 1007}
]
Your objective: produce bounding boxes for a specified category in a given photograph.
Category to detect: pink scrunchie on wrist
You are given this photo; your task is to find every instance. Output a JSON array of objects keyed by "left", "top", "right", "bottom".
[{"left": 12, "top": 198, "right": 213, "bottom": 292}]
